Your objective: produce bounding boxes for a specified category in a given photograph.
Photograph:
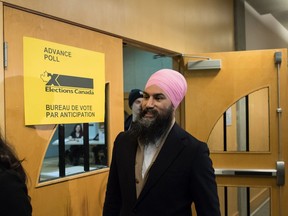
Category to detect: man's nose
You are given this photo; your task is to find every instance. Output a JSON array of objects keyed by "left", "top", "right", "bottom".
[{"left": 145, "top": 97, "right": 155, "bottom": 108}]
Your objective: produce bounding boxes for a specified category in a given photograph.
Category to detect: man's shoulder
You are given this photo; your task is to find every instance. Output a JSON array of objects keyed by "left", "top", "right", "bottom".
[
  {"left": 115, "top": 131, "right": 129, "bottom": 140},
  {"left": 114, "top": 131, "right": 137, "bottom": 145},
  {"left": 171, "top": 123, "right": 194, "bottom": 138}
]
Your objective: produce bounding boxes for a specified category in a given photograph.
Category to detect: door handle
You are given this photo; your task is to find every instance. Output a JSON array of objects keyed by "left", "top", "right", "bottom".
[
  {"left": 277, "top": 161, "right": 285, "bottom": 186},
  {"left": 215, "top": 168, "right": 277, "bottom": 176},
  {"left": 214, "top": 161, "right": 285, "bottom": 186}
]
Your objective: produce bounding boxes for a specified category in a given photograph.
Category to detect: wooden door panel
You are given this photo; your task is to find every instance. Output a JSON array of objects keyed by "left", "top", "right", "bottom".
[
  {"left": 4, "top": 6, "right": 123, "bottom": 216},
  {"left": 184, "top": 49, "right": 288, "bottom": 215}
]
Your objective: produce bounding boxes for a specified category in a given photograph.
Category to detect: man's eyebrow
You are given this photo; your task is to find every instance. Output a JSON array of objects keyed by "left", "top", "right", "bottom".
[{"left": 143, "top": 92, "right": 166, "bottom": 97}]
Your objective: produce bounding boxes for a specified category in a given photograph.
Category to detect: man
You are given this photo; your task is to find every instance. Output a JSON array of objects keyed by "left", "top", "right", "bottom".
[
  {"left": 124, "top": 89, "right": 143, "bottom": 131},
  {"left": 103, "top": 69, "right": 221, "bottom": 216}
]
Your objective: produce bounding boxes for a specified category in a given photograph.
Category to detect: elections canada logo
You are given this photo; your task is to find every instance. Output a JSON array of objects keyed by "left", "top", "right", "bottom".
[{"left": 40, "top": 71, "right": 94, "bottom": 95}]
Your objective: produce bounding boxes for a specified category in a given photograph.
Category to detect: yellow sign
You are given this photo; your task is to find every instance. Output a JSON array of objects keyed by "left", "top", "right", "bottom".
[{"left": 23, "top": 37, "right": 105, "bottom": 125}]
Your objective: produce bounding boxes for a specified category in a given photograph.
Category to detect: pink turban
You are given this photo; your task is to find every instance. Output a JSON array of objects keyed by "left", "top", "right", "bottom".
[{"left": 145, "top": 69, "right": 187, "bottom": 109}]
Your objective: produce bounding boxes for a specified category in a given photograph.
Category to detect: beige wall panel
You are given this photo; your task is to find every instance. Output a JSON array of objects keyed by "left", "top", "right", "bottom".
[
  {"left": 3, "top": 0, "right": 234, "bottom": 53},
  {"left": 4, "top": 6, "right": 123, "bottom": 215}
]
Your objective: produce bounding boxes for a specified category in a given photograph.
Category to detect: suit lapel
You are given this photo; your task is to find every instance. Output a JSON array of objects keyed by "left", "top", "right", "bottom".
[
  {"left": 123, "top": 135, "right": 138, "bottom": 200},
  {"left": 136, "top": 124, "right": 186, "bottom": 202}
]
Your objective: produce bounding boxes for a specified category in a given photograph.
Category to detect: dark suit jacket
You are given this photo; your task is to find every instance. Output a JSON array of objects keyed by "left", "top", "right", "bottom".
[
  {"left": 103, "top": 123, "right": 220, "bottom": 216},
  {"left": 124, "top": 114, "right": 132, "bottom": 131}
]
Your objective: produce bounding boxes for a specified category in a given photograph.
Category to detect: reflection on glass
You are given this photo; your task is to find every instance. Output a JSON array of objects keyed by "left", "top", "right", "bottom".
[
  {"left": 90, "top": 122, "right": 107, "bottom": 166},
  {"left": 208, "top": 88, "right": 269, "bottom": 152},
  {"left": 218, "top": 186, "right": 270, "bottom": 216},
  {"left": 66, "top": 123, "right": 84, "bottom": 166},
  {"left": 39, "top": 122, "right": 107, "bottom": 182}
]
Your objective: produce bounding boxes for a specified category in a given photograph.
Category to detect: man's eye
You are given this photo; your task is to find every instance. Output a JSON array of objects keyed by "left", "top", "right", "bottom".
[{"left": 154, "top": 96, "right": 163, "bottom": 101}]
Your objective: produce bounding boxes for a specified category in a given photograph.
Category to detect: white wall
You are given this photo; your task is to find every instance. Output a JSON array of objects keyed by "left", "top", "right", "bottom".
[{"left": 245, "top": 2, "right": 288, "bottom": 50}]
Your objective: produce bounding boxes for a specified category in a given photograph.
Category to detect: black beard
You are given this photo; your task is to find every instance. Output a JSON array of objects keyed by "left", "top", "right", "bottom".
[{"left": 128, "top": 106, "right": 174, "bottom": 145}]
